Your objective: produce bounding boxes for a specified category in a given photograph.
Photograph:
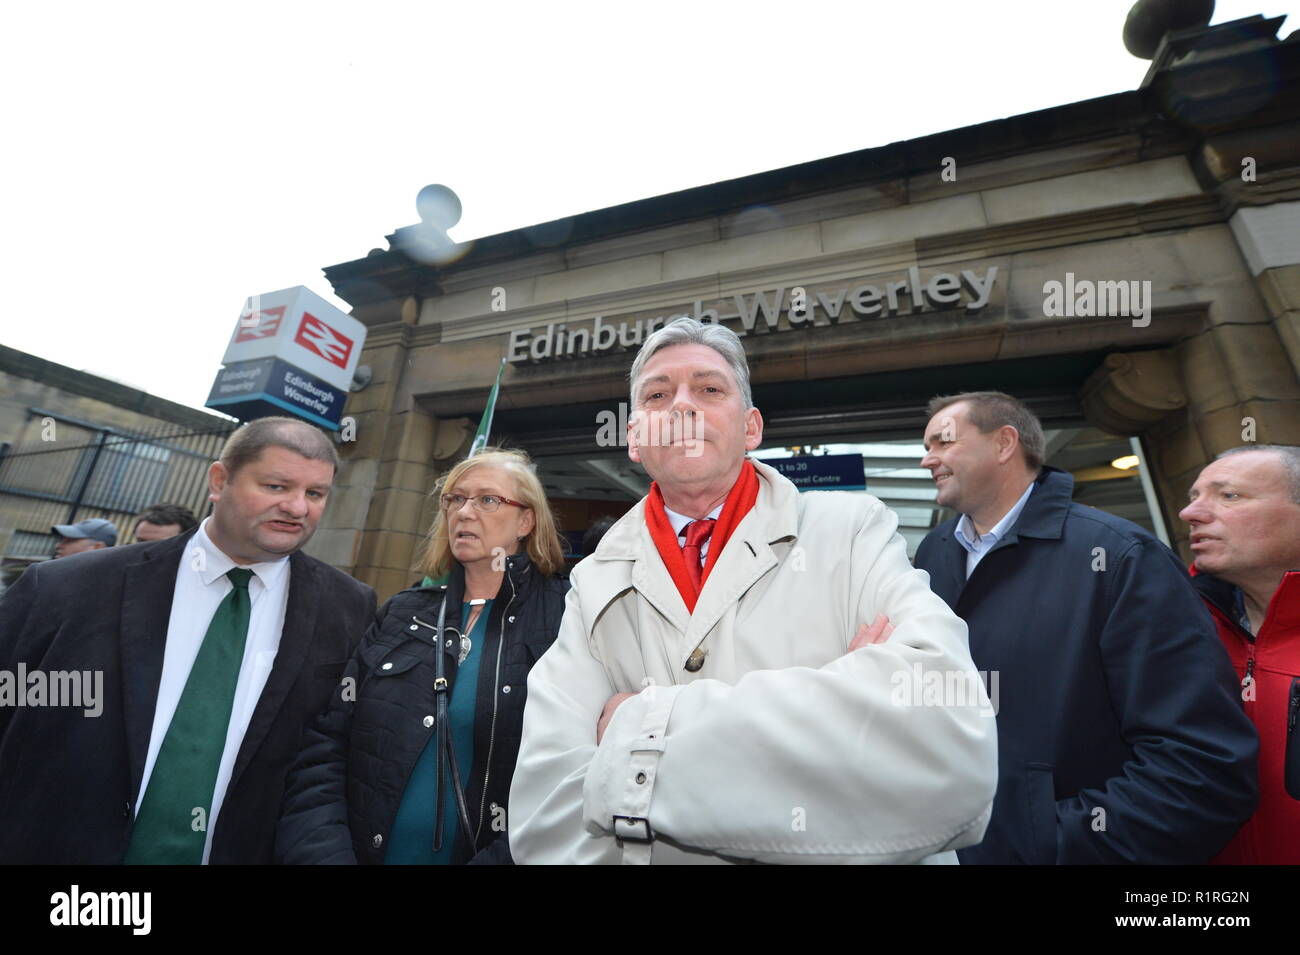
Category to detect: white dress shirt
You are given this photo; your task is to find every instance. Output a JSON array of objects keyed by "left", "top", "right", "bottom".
[
  {"left": 663, "top": 503, "right": 724, "bottom": 562},
  {"left": 136, "top": 517, "right": 291, "bottom": 863},
  {"left": 954, "top": 481, "right": 1036, "bottom": 578}
]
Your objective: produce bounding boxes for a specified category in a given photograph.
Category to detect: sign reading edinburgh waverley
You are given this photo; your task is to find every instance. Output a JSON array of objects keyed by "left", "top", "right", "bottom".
[
  {"left": 205, "top": 285, "right": 367, "bottom": 430},
  {"left": 507, "top": 265, "right": 998, "bottom": 364}
]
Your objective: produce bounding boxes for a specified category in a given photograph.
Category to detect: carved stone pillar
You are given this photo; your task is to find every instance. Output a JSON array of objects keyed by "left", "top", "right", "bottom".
[{"left": 1081, "top": 350, "right": 1186, "bottom": 435}]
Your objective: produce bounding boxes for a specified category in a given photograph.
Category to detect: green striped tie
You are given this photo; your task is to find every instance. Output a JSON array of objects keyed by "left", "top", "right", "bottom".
[{"left": 125, "top": 567, "right": 254, "bottom": 864}]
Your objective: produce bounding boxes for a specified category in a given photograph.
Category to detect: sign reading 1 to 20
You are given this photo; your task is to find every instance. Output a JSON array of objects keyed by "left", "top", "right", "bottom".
[{"left": 768, "top": 453, "right": 867, "bottom": 492}]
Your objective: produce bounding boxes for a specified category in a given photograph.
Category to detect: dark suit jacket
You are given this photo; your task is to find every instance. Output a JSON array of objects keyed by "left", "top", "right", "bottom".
[
  {"left": 914, "top": 466, "right": 1258, "bottom": 864},
  {"left": 0, "top": 528, "right": 376, "bottom": 864}
]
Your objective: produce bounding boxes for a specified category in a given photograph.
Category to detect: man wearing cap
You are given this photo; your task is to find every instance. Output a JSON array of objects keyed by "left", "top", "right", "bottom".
[
  {"left": 52, "top": 518, "right": 118, "bottom": 557},
  {"left": 0, "top": 416, "right": 376, "bottom": 864},
  {"left": 509, "top": 317, "right": 997, "bottom": 864}
]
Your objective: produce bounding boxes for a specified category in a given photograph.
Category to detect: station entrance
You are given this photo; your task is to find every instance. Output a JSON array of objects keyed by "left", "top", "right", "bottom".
[{"left": 491, "top": 352, "right": 1169, "bottom": 562}]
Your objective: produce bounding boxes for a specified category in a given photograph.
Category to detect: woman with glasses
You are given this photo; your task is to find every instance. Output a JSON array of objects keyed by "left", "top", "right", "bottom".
[{"left": 276, "top": 448, "right": 570, "bottom": 864}]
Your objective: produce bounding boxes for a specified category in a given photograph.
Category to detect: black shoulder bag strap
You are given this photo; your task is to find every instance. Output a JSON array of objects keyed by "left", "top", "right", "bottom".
[{"left": 433, "top": 590, "right": 475, "bottom": 853}]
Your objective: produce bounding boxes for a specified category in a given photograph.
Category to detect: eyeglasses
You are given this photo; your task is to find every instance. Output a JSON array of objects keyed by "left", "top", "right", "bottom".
[{"left": 440, "top": 493, "right": 528, "bottom": 514}]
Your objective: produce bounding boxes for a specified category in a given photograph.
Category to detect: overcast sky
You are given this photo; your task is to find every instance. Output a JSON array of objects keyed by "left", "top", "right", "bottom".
[{"left": 3, "top": 0, "right": 1294, "bottom": 411}]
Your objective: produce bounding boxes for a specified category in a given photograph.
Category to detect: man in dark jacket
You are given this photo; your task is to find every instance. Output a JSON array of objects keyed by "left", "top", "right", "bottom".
[
  {"left": 914, "top": 391, "right": 1257, "bottom": 864},
  {"left": 276, "top": 551, "right": 568, "bottom": 864},
  {"left": 1181, "top": 444, "right": 1300, "bottom": 864},
  {"left": 0, "top": 417, "right": 376, "bottom": 864}
]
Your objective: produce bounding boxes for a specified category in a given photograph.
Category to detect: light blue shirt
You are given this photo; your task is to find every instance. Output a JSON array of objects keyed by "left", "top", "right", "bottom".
[
  {"left": 954, "top": 481, "right": 1036, "bottom": 578},
  {"left": 664, "top": 504, "right": 724, "bottom": 560}
]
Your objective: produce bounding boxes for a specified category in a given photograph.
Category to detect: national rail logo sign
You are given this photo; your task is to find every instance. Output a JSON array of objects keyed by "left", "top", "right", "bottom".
[
  {"left": 233, "top": 305, "right": 286, "bottom": 343},
  {"left": 294, "top": 312, "right": 354, "bottom": 369},
  {"left": 209, "top": 285, "right": 367, "bottom": 431}
]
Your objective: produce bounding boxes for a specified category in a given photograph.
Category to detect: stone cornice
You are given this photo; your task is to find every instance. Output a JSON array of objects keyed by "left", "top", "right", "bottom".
[
  {"left": 359, "top": 322, "right": 418, "bottom": 350},
  {"left": 425, "top": 192, "right": 1227, "bottom": 343},
  {"left": 325, "top": 91, "right": 1198, "bottom": 306}
]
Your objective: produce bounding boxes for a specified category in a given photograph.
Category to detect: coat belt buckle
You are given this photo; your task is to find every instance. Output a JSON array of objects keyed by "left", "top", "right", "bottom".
[{"left": 612, "top": 815, "right": 654, "bottom": 846}]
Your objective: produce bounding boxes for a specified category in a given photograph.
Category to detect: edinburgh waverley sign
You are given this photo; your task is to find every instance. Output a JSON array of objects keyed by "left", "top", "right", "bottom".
[{"left": 507, "top": 266, "right": 998, "bottom": 364}]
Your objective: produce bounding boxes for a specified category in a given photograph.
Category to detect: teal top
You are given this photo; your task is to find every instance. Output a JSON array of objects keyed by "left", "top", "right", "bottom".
[{"left": 385, "top": 600, "right": 491, "bottom": 864}]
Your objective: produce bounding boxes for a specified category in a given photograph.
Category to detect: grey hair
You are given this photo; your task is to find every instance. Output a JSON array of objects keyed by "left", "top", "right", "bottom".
[
  {"left": 1215, "top": 445, "right": 1300, "bottom": 505},
  {"left": 628, "top": 317, "right": 753, "bottom": 409}
]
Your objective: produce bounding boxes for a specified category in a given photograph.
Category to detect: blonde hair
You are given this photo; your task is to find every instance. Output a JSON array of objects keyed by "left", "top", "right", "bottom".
[{"left": 416, "top": 447, "right": 565, "bottom": 579}]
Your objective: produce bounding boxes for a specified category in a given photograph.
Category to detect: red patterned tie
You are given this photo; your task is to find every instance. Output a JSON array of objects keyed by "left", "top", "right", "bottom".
[{"left": 681, "top": 519, "right": 716, "bottom": 591}]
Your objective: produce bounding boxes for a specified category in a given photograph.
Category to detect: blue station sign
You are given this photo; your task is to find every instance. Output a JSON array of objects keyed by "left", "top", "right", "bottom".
[{"left": 769, "top": 453, "right": 867, "bottom": 491}]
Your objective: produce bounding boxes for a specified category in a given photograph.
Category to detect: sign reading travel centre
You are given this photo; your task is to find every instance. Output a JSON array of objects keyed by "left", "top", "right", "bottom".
[
  {"left": 769, "top": 453, "right": 867, "bottom": 491},
  {"left": 205, "top": 286, "right": 366, "bottom": 430},
  {"left": 507, "top": 265, "right": 998, "bottom": 364}
]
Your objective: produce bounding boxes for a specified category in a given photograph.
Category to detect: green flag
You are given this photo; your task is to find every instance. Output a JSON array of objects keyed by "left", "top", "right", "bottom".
[
  {"left": 421, "top": 358, "right": 507, "bottom": 588},
  {"left": 469, "top": 357, "right": 506, "bottom": 458}
]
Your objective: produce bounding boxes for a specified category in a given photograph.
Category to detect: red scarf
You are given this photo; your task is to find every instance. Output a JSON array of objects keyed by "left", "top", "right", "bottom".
[{"left": 645, "top": 460, "right": 760, "bottom": 613}]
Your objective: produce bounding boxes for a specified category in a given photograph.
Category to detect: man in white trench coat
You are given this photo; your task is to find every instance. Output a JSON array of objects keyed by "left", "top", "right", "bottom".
[{"left": 509, "top": 317, "right": 998, "bottom": 864}]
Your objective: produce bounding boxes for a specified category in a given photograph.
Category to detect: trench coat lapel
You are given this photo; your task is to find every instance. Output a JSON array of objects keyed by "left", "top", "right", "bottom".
[
  {"left": 684, "top": 491, "right": 787, "bottom": 661},
  {"left": 119, "top": 529, "right": 194, "bottom": 801},
  {"left": 686, "top": 501, "right": 774, "bottom": 657},
  {"left": 629, "top": 518, "right": 689, "bottom": 636},
  {"left": 579, "top": 501, "right": 689, "bottom": 669},
  {"left": 587, "top": 464, "right": 795, "bottom": 668}
]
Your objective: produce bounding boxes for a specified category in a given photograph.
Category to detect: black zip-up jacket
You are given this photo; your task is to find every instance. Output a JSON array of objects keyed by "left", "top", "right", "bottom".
[{"left": 276, "top": 552, "right": 569, "bottom": 864}]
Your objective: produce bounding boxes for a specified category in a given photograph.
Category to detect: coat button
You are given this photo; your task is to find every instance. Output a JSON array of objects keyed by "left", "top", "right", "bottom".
[
  {"left": 409, "top": 624, "right": 418, "bottom": 631},
  {"left": 423, "top": 715, "right": 434, "bottom": 728},
  {"left": 502, "top": 685, "right": 511, "bottom": 694},
  {"left": 635, "top": 772, "right": 647, "bottom": 784},
  {"left": 446, "top": 639, "right": 454, "bottom": 648},
  {"left": 372, "top": 834, "right": 383, "bottom": 848},
  {"left": 685, "top": 648, "right": 706, "bottom": 672},
  {"left": 508, "top": 616, "right": 516, "bottom": 623},
  {"left": 381, "top": 662, "right": 393, "bottom": 670},
  {"left": 123, "top": 802, "right": 131, "bottom": 818}
]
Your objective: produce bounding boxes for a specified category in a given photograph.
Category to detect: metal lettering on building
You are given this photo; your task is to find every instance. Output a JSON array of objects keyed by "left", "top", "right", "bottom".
[{"left": 507, "top": 266, "right": 998, "bottom": 364}]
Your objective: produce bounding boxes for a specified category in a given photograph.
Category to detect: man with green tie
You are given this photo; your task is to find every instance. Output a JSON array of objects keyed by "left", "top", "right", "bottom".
[{"left": 0, "top": 416, "right": 376, "bottom": 863}]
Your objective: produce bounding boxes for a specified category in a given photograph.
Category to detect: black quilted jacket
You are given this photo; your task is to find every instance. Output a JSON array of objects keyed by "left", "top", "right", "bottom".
[{"left": 276, "top": 552, "right": 569, "bottom": 864}]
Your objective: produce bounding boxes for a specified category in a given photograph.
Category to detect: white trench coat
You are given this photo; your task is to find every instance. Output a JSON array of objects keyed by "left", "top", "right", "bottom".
[{"left": 509, "top": 459, "right": 997, "bottom": 864}]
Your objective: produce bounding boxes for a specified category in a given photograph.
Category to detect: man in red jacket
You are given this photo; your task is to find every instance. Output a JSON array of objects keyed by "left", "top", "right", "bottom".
[{"left": 1181, "top": 444, "right": 1300, "bottom": 864}]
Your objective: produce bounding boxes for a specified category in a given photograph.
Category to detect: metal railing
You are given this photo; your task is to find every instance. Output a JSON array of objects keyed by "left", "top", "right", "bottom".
[{"left": 0, "top": 410, "right": 235, "bottom": 559}]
